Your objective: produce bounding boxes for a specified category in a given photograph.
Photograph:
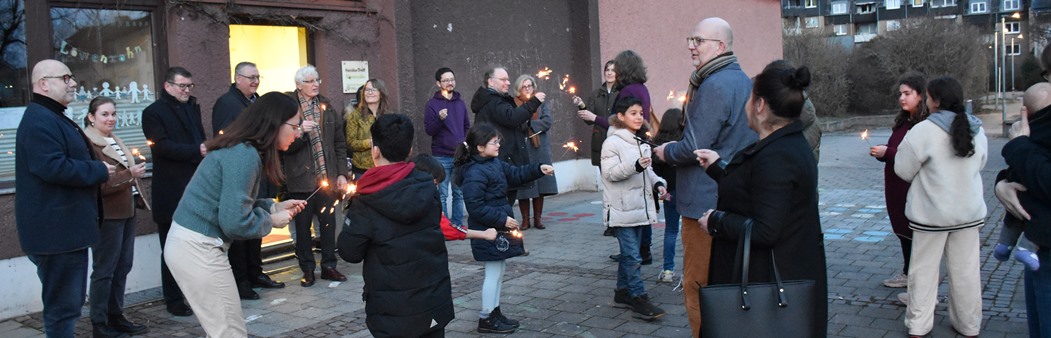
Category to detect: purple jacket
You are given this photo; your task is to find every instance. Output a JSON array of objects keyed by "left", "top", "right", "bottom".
[{"left": 424, "top": 90, "right": 471, "bottom": 156}]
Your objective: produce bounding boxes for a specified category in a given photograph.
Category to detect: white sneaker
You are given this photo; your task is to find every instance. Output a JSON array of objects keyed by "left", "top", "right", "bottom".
[
  {"left": 897, "top": 292, "right": 909, "bottom": 305},
  {"left": 883, "top": 271, "right": 908, "bottom": 288},
  {"left": 657, "top": 270, "right": 675, "bottom": 283}
]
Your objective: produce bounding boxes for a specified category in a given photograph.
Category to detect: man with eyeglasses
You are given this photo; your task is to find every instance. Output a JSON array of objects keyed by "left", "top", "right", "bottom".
[
  {"left": 425, "top": 67, "right": 470, "bottom": 227},
  {"left": 470, "top": 66, "right": 546, "bottom": 201},
  {"left": 653, "top": 17, "right": 756, "bottom": 337},
  {"left": 210, "top": 62, "right": 286, "bottom": 301},
  {"left": 17, "top": 59, "right": 117, "bottom": 337},
  {"left": 142, "top": 66, "right": 207, "bottom": 317}
]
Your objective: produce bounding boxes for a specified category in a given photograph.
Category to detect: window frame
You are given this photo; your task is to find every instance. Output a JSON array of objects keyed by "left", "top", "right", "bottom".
[
  {"left": 887, "top": 0, "right": 902, "bottom": 9},
  {"left": 805, "top": 0, "right": 818, "bottom": 8},
  {"left": 1003, "top": 0, "right": 1020, "bottom": 11},
  {"left": 832, "top": 1, "right": 848, "bottom": 14},
  {"left": 1005, "top": 21, "right": 1021, "bottom": 34}
]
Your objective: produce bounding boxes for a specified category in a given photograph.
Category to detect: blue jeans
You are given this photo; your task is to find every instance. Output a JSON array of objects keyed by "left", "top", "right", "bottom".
[
  {"left": 436, "top": 156, "right": 464, "bottom": 225},
  {"left": 616, "top": 226, "right": 646, "bottom": 297},
  {"left": 662, "top": 194, "right": 681, "bottom": 271},
  {"left": 1026, "top": 248, "right": 1051, "bottom": 338},
  {"left": 90, "top": 217, "right": 137, "bottom": 324},
  {"left": 28, "top": 249, "right": 89, "bottom": 338}
]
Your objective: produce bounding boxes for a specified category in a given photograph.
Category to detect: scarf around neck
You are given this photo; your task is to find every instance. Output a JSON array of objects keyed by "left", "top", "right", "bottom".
[{"left": 684, "top": 52, "right": 737, "bottom": 110}]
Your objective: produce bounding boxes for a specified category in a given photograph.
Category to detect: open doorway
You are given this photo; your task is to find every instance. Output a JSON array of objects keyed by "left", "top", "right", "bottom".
[{"left": 228, "top": 24, "right": 309, "bottom": 252}]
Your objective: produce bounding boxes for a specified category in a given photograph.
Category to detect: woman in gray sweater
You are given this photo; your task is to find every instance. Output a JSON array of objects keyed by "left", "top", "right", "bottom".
[{"left": 165, "top": 92, "right": 307, "bottom": 337}]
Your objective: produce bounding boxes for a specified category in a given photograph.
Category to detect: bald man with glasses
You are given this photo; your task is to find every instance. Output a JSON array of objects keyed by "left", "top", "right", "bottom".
[{"left": 17, "top": 59, "right": 116, "bottom": 337}]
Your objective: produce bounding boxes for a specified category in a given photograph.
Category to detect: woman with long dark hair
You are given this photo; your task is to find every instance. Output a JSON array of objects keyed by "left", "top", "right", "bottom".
[
  {"left": 695, "top": 61, "right": 827, "bottom": 334},
  {"left": 870, "top": 73, "right": 929, "bottom": 290},
  {"left": 894, "top": 76, "right": 987, "bottom": 338},
  {"left": 164, "top": 92, "right": 307, "bottom": 337}
]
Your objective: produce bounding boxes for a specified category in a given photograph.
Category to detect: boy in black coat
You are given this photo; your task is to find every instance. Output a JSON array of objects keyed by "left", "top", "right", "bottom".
[{"left": 337, "top": 114, "right": 454, "bottom": 337}]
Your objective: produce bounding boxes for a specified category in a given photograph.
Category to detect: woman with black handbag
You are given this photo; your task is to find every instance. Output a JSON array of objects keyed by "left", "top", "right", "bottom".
[{"left": 694, "top": 60, "right": 827, "bottom": 337}]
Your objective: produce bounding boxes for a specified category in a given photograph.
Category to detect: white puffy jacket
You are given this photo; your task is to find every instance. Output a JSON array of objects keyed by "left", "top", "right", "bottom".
[{"left": 600, "top": 127, "right": 666, "bottom": 227}]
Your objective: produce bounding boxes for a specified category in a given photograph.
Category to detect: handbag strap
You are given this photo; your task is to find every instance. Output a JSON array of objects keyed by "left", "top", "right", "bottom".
[
  {"left": 731, "top": 219, "right": 790, "bottom": 309},
  {"left": 732, "top": 220, "right": 752, "bottom": 310}
]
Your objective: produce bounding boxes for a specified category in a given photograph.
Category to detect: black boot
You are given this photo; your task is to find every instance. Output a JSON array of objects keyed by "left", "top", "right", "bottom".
[
  {"left": 108, "top": 315, "right": 148, "bottom": 335},
  {"left": 478, "top": 312, "right": 517, "bottom": 334},
  {"left": 92, "top": 324, "right": 129, "bottom": 338},
  {"left": 491, "top": 306, "right": 520, "bottom": 328}
]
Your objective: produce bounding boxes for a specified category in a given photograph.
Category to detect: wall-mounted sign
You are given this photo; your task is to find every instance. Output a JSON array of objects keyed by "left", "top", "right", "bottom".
[{"left": 342, "top": 61, "right": 369, "bottom": 94}]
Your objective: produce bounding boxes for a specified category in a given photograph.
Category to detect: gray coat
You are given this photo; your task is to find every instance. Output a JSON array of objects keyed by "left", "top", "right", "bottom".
[
  {"left": 662, "top": 62, "right": 756, "bottom": 219},
  {"left": 516, "top": 102, "right": 558, "bottom": 198}
]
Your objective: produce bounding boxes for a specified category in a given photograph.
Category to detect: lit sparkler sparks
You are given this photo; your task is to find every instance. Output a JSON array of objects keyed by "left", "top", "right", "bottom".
[
  {"left": 305, "top": 180, "right": 329, "bottom": 200},
  {"left": 666, "top": 90, "right": 675, "bottom": 101},
  {"left": 860, "top": 129, "right": 872, "bottom": 146},
  {"left": 509, "top": 229, "right": 522, "bottom": 238},
  {"left": 535, "top": 67, "right": 553, "bottom": 80},
  {"left": 131, "top": 148, "right": 146, "bottom": 161},
  {"left": 146, "top": 140, "right": 154, "bottom": 147},
  {"left": 568, "top": 86, "right": 576, "bottom": 95},
  {"left": 562, "top": 141, "right": 579, "bottom": 152},
  {"left": 218, "top": 130, "right": 224, "bottom": 135},
  {"left": 558, "top": 74, "right": 570, "bottom": 91}
]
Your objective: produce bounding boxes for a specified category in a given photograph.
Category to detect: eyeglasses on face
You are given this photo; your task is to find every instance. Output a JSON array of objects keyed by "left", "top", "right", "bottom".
[
  {"left": 167, "top": 81, "right": 195, "bottom": 90},
  {"left": 440, "top": 78, "right": 456, "bottom": 84},
  {"left": 284, "top": 122, "right": 303, "bottom": 132},
  {"left": 237, "top": 74, "right": 262, "bottom": 82},
  {"left": 301, "top": 78, "right": 322, "bottom": 85},
  {"left": 364, "top": 88, "right": 380, "bottom": 94},
  {"left": 521, "top": 83, "right": 535, "bottom": 90},
  {"left": 487, "top": 140, "right": 501, "bottom": 146},
  {"left": 687, "top": 36, "right": 722, "bottom": 47},
  {"left": 43, "top": 74, "right": 76, "bottom": 84}
]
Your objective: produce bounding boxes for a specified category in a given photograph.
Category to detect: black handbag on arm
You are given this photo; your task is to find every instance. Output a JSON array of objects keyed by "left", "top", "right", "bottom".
[{"left": 699, "top": 220, "right": 818, "bottom": 338}]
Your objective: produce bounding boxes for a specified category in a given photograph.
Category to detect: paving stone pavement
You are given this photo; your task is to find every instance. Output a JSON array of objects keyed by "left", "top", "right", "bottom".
[{"left": 0, "top": 128, "right": 1032, "bottom": 337}]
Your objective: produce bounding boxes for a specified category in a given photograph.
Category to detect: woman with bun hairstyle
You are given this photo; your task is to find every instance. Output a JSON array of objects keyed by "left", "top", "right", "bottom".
[
  {"left": 694, "top": 61, "right": 827, "bottom": 334},
  {"left": 893, "top": 76, "right": 987, "bottom": 338}
]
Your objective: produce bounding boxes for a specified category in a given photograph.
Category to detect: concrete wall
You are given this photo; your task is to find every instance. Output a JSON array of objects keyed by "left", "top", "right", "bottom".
[{"left": 597, "top": 0, "right": 785, "bottom": 118}]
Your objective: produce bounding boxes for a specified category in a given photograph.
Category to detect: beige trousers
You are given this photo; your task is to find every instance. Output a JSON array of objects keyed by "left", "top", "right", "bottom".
[
  {"left": 681, "top": 217, "right": 712, "bottom": 337},
  {"left": 165, "top": 222, "right": 247, "bottom": 338},
  {"left": 905, "top": 227, "right": 982, "bottom": 336}
]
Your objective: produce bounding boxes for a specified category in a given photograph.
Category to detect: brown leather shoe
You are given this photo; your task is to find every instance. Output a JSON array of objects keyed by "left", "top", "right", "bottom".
[
  {"left": 320, "top": 267, "right": 347, "bottom": 282},
  {"left": 533, "top": 215, "right": 545, "bottom": 229},
  {"left": 520, "top": 217, "right": 530, "bottom": 230},
  {"left": 300, "top": 271, "right": 316, "bottom": 287}
]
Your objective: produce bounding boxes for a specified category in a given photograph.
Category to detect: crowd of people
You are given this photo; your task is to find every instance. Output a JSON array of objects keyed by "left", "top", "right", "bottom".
[{"left": 13, "top": 14, "right": 1051, "bottom": 338}]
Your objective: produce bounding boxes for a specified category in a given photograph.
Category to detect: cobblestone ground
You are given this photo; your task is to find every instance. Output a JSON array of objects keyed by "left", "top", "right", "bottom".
[{"left": 1, "top": 129, "right": 1030, "bottom": 337}]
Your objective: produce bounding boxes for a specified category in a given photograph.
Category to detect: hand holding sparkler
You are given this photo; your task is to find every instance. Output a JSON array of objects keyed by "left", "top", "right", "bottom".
[
  {"left": 540, "top": 164, "right": 555, "bottom": 176},
  {"left": 128, "top": 162, "right": 147, "bottom": 179},
  {"left": 869, "top": 145, "right": 887, "bottom": 158},
  {"left": 505, "top": 216, "right": 520, "bottom": 230},
  {"left": 693, "top": 149, "right": 720, "bottom": 169},
  {"left": 533, "top": 92, "right": 546, "bottom": 102},
  {"left": 131, "top": 148, "right": 147, "bottom": 162},
  {"left": 302, "top": 120, "right": 319, "bottom": 134}
]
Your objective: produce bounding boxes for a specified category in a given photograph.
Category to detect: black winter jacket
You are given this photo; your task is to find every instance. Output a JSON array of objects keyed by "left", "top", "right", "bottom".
[
  {"left": 470, "top": 87, "right": 542, "bottom": 168},
  {"left": 141, "top": 90, "right": 205, "bottom": 225},
  {"left": 1001, "top": 104, "right": 1051, "bottom": 248},
  {"left": 337, "top": 169, "right": 454, "bottom": 337},
  {"left": 456, "top": 155, "right": 544, "bottom": 261}
]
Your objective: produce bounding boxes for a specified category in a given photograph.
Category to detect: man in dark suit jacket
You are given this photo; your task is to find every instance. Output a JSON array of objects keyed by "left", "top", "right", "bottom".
[
  {"left": 141, "top": 66, "right": 206, "bottom": 317},
  {"left": 211, "top": 62, "right": 285, "bottom": 300},
  {"left": 17, "top": 59, "right": 114, "bottom": 337}
]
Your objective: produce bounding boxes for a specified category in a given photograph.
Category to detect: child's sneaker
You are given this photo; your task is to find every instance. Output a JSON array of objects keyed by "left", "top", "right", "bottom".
[
  {"left": 1016, "top": 247, "right": 1041, "bottom": 271},
  {"left": 658, "top": 270, "right": 675, "bottom": 283},
  {"left": 882, "top": 271, "right": 907, "bottom": 288},
  {"left": 994, "top": 243, "right": 1013, "bottom": 261},
  {"left": 613, "top": 288, "right": 631, "bottom": 307}
]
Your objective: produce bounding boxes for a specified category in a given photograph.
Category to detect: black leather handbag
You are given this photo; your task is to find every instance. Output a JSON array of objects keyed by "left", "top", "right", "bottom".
[{"left": 699, "top": 221, "right": 817, "bottom": 338}]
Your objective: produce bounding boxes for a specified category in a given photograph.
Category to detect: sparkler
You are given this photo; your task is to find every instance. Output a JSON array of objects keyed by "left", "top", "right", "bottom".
[
  {"left": 633, "top": 135, "right": 658, "bottom": 147},
  {"left": 558, "top": 74, "right": 570, "bottom": 91},
  {"left": 562, "top": 141, "right": 579, "bottom": 152},
  {"left": 666, "top": 90, "right": 675, "bottom": 101},
  {"left": 535, "top": 67, "right": 553, "bottom": 80},
  {"left": 131, "top": 148, "right": 146, "bottom": 162},
  {"left": 860, "top": 129, "right": 872, "bottom": 146},
  {"left": 509, "top": 229, "right": 522, "bottom": 238},
  {"left": 146, "top": 140, "right": 154, "bottom": 147},
  {"left": 568, "top": 86, "right": 576, "bottom": 95},
  {"left": 525, "top": 129, "right": 544, "bottom": 141},
  {"left": 218, "top": 130, "right": 224, "bottom": 135},
  {"left": 305, "top": 180, "right": 329, "bottom": 201}
]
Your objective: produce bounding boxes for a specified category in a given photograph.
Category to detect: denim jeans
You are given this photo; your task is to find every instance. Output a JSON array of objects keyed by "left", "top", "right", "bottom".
[
  {"left": 1026, "top": 248, "right": 1051, "bottom": 338},
  {"left": 90, "top": 217, "right": 136, "bottom": 324},
  {"left": 28, "top": 249, "right": 89, "bottom": 338},
  {"left": 662, "top": 194, "right": 681, "bottom": 271},
  {"left": 616, "top": 226, "right": 646, "bottom": 297},
  {"left": 435, "top": 156, "right": 464, "bottom": 225}
]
